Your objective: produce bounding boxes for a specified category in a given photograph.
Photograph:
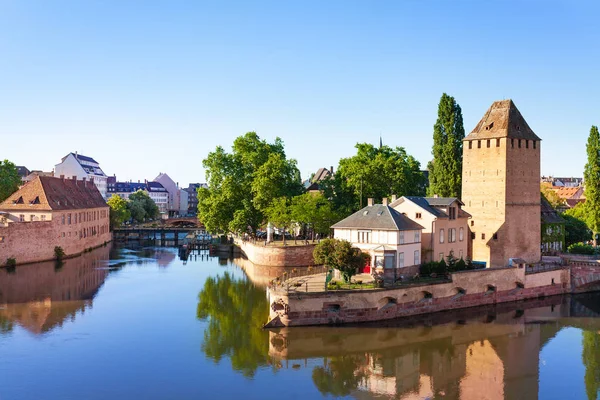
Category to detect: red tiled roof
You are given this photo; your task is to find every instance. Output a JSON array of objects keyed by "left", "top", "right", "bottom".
[{"left": 0, "top": 176, "right": 107, "bottom": 211}]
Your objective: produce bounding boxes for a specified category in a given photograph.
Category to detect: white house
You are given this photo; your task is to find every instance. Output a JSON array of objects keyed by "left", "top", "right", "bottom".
[
  {"left": 331, "top": 198, "right": 424, "bottom": 280},
  {"left": 55, "top": 153, "right": 108, "bottom": 199}
]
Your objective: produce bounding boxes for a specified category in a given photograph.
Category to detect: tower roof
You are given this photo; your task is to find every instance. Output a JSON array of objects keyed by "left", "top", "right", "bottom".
[{"left": 465, "top": 99, "right": 541, "bottom": 141}]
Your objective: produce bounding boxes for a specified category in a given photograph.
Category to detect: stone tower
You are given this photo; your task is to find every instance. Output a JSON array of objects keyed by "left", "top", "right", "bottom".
[{"left": 461, "top": 100, "right": 541, "bottom": 268}]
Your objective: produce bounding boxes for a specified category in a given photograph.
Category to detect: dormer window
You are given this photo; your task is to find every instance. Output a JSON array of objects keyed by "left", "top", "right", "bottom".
[
  {"left": 30, "top": 196, "right": 40, "bottom": 205},
  {"left": 13, "top": 196, "right": 24, "bottom": 204}
]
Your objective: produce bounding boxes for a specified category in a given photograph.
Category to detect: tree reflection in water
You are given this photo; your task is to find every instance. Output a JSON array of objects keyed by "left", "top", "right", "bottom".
[
  {"left": 312, "top": 355, "right": 368, "bottom": 397},
  {"left": 582, "top": 331, "right": 600, "bottom": 400},
  {"left": 196, "top": 272, "right": 274, "bottom": 377}
]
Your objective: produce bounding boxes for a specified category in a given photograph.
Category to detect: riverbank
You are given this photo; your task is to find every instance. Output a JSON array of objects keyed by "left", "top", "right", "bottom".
[{"left": 265, "top": 261, "right": 600, "bottom": 327}]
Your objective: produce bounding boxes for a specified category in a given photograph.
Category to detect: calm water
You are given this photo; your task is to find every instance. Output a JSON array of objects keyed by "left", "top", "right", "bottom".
[{"left": 0, "top": 244, "right": 598, "bottom": 400}]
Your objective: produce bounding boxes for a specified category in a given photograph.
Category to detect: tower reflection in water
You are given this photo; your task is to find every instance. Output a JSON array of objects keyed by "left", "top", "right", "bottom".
[
  {"left": 0, "top": 245, "right": 111, "bottom": 335},
  {"left": 267, "top": 294, "right": 600, "bottom": 400}
]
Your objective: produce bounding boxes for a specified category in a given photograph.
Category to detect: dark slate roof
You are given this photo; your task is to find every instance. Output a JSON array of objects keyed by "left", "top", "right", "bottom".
[
  {"left": 62, "top": 152, "right": 98, "bottom": 164},
  {"left": 16, "top": 166, "right": 30, "bottom": 177},
  {"left": 541, "top": 196, "right": 565, "bottom": 224},
  {"left": 465, "top": 100, "right": 541, "bottom": 141},
  {"left": 422, "top": 197, "right": 463, "bottom": 207},
  {"left": 147, "top": 182, "right": 167, "bottom": 192},
  {"left": 390, "top": 196, "right": 470, "bottom": 219},
  {"left": 331, "top": 204, "right": 424, "bottom": 231}
]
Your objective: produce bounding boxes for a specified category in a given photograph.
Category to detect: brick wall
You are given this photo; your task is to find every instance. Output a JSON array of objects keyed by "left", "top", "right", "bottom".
[
  {"left": 235, "top": 239, "right": 316, "bottom": 267},
  {"left": 0, "top": 206, "right": 111, "bottom": 265}
]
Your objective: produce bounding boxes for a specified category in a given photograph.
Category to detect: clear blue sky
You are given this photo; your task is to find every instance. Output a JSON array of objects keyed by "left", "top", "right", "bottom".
[{"left": 1, "top": 0, "right": 599, "bottom": 186}]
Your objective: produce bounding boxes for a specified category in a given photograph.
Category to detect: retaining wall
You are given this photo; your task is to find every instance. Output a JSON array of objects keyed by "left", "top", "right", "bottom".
[{"left": 234, "top": 239, "right": 316, "bottom": 267}]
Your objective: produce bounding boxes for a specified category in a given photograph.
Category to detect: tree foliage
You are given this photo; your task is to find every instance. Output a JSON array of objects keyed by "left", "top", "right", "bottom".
[
  {"left": 265, "top": 197, "right": 293, "bottom": 244},
  {"left": 335, "top": 143, "right": 425, "bottom": 211},
  {"left": 198, "top": 132, "right": 303, "bottom": 234},
  {"left": 541, "top": 185, "right": 564, "bottom": 209},
  {"left": 563, "top": 213, "right": 592, "bottom": 247},
  {"left": 428, "top": 93, "right": 465, "bottom": 198},
  {"left": 127, "top": 190, "right": 159, "bottom": 223},
  {"left": 313, "top": 239, "right": 367, "bottom": 282},
  {"left": 582, "top": 330, "right": 600, "bottom": 400},
  {"left": 106, "top": 195, "right": 131, "bottom": 229},
  {"left": 291, "top": 193, "right": 338, "bottom": 239},
  {"left": 584, "top": 125, "right": 600, "bottom": 236},
  {"left": 196, "top": 272, "right": 271, "bottom": 378},
  {"left": 312, "top": 356, "right": 367, "bottom": 397},
  {"left": 0, "top": 160, "right": 21, "bottom": 203}
]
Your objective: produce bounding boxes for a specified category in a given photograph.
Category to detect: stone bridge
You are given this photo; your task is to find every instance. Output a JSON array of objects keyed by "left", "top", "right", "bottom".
[{"left": 569, "top": 261, "right": 600, "bottom": 293}]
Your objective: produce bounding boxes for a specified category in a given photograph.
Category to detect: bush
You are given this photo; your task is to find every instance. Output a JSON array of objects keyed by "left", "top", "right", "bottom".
[
  {"left": 5, "top": 258, "right": 16, "bottom": 268},
  {"left": 567, "top": 243, "right": 597, "bottom": 255},
  {"left": 54, "top": 246, "right": 65, "bottom": 261}
]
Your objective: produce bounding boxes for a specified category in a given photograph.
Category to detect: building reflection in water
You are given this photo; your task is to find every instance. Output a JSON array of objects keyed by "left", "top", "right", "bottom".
[
  {"left": 0, "top": 245, "right": 111, "bottom": 335},
  {"left": 267, "top": 294, "right": 600, "bottom": 400}
]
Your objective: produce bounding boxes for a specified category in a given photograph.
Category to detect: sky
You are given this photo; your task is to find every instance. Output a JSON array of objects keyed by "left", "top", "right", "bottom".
[{"left": 1, "top": 0, "right": 599, "bottom": 186}]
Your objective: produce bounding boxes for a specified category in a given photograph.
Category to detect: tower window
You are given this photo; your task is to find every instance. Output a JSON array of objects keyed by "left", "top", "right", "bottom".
[
  {"left": 511, "top": 139, "right": 514, "bottom": 148},
  {"left": 487, "top": 140, "right": 490, "bottom": 148},
  {"left": 526, "top": 140, "right": 529, "bottom": 149},
  {"left": 496, "top": 138, "right": 500, "bottom": 147},
  {"left": 481, "top": 233, "right": 486, "bottom": 240},
  {"left": 477, "top": 140, "right": 481, "bottom": 148},
  {"left": 469, "top": 141, "right": 472, "bottom": 149},
  {"left": 493, "top": 233, "right": 498, "bottom": 240},
  {"left": 471, "top": 220, "right": 474, "bottom": 227},
  {"left": 533, "top": 141, "right": 537, "bottom": 149},
  {"left": 518, "top": 139, "right": 522, "bottom": 148}
]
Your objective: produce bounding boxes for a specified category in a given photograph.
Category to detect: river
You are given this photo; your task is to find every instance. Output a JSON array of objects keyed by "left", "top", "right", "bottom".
[{"left": 0, "top": 244, "right": 598, "bottom": 400}]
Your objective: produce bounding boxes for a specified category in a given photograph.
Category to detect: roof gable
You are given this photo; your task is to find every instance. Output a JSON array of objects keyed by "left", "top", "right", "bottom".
[
  {"left": 465, "top": 100, "right": 541, "bottom": 141},
  {"left": 331, "top": 204, "right": 424, "bottom": 231}
]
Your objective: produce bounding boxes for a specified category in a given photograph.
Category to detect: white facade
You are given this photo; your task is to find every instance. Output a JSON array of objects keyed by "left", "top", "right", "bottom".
[
  {"left": 153, "top": 173, "right": 180, "bottom": 216},
  {"left": 55, "top": 153, "right": 108, "bottom": 200},
  {"left": 179, "top": 189, "right": 189, "bottom": 215}
]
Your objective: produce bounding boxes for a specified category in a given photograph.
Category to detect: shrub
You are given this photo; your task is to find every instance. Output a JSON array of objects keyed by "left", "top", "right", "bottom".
[
  {"left": 567, "top": 243, "right": 597, "bottom": 255},
  {"left": 5, "top": 258, "right": 16, "bottom": 268},
  {"left": 454, "top": 257, "right": 467, "bottom": 272},
  {"left": 54, "top": 246, "right": 65, "bottom": 261}
]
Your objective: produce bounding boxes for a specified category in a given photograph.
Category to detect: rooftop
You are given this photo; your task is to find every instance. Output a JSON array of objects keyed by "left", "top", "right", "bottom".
[
  {"left": 331, "top": 204, "right": 424, "bottom": 231},
  {"left": 465, "top": 99, "right": 541, "bottom": 141}
]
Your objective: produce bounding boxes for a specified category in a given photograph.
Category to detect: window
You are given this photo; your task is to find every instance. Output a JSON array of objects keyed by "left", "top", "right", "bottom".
[
  {"left": 496, "top": 138, "right": 500, "bottom": 147},
  {"left": 518, "top": 139, "right": 522, "bottom": 148},
  {"left": 414, "top": 231, "right": 420, "bottom": 243},
  {"left": 74, "top": 214, "right": 77, "bottom": 224},
  {"left": 384, "top": 254, "right": 395, "bottom": 269},
  {"left": 449, "top": 228, "right": 456, "bottom": 243},
  {"left": 61, "top": 232, "right": 65, "bottom": 237},
  {"left": 511, "top": 139, "right": 514, "bottom": 148},
  {"left": 468, "top": 141, "right": 472, "bottom": 149},
  {"left": 19, "top": 214, "right": 25, "bottom": 222},
  {"left": 41, "top": 215, "right": 46, "bottom": 221},
  {"left": 449, "top": 207, "right": 456, "bottom": 220},
  {"left": 481, "top": 233, "right": 486, "bottom": 240},
  {"left": 439, "top": 252, "right": 444, "bottom": 261},
  {"left": 414, "top": 250, "right": 420, "bottom": 265},
  {"left": 439, "top": 229, "right": 444, "bottom": 244},
  {"left": 399, "top": 231, "right": 404, "bottom": 244},
  {"left": 62, "top": 214, "right": 65, "bottom": 224},
  {"left": 398, "top": 252, "right": 404, "bottom": 268},
  {"left": 459, "top": 227, "right": 464, "bottom": 241},
  {"left": 470, "top": 220, "right": 474, "bottom": 227},
  {"left": 471, "top": 232, "right": 476, "bottom": 239},
  {"left": 477, "top": 140, "right": 481, "bottom": 148},
  {"left": 533, "top": 141, "right": 537, "bottom": 149},
  {"left": 486, "top": 139, "right": 490, "bottom": 148},
  {"left": 415, "top": 212, "right": 422, "bottom": 219},
  {"left": 526, "top": 140, "right": 529, "bottom": 149},
  {"left": 30, "top": 215, "right": 35, "bottom": 222},
  {"left": 493, "top": 233, "right": 498, "bottom": 240},
  {"left": 358, "top": 230, "right": 371, "bottom": 243},
  {"left": 68, "top": 214, "right": 71, "bottom": 225}
]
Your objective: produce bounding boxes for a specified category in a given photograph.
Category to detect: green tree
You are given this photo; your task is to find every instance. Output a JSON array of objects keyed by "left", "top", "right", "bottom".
[
  {"left": 127, "top": 200, "right": 146, "bottom": 223},
  {"left": 265, "top": 197, "right": 293, "bottom": 245},
  {"left": 196, "top": 272, "right": 271, "bottom": 378},
  {"left": 291, "top": 193, "right": 338, "bottom": 240},
  {"left": 0, "top": 160, "right": 21, "bottom": 202},
  {"left": 428, "top": 93, "right": 465, "bottom": 198},
  {"left": 312, "top": 356, "right": 367, "bottom": 397},
  {"left": 313, "top": 238, "right": 367, "bottom": 282},
  {"left": 541, "top": 185, "right": 564, "bottom": 209},
  {"left": 198, "top": 132, "right": 302, "bottom": 234},
  {"left": 563, "top": 213, "right": 592, "bottom": 247},
  {"left": 106, "top": 195, "right": 131, "bottom": 229},
  {"left": 129, "top": 190, "right": 159, "bottom": 220},
  {"left": 584, "top": 125, "right": 600, "bottom": 240},
  {"left": 582, "top": 330, "right": 600, "bottom": 400},
  {"left": 336, "top": 143, "right": 425, "bottom": 210}
]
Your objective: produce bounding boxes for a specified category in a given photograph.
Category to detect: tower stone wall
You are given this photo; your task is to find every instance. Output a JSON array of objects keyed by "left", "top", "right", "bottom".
[{"left": 461, "top": 100, "right": 541, "bottom": 268}]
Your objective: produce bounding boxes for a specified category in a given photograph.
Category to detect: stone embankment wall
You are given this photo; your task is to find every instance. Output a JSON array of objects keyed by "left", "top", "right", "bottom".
[
  {"left": 234, "top": 239, "right": 316, "bottom": 267},
  {"left": 266, "top": 266, "right": 571, "bottom": 327},
  {"left": 0, "top": 210, "right": 112, "bottom": 266}
]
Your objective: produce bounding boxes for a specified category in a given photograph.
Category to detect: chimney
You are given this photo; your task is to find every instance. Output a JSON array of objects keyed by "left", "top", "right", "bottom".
[
  {"left": 330, "top": 166, "right": 334, "bottom": 175},
  {"left": 367, "top": 198, "right": 374, "bottom": 207},
  {"left": 382, "top": 198, "right": 389, "bottom": 206},
  {"left": 72, "top": 175, "right": 77, "bottom": 180},
  {"left": 60, "top": 174, "right": 65, "bottom": 180},
  {"left": 82, "top": 177, "right": 86, "bottom": 182},
  {"left": 138, "top": 180, "right": 140, "bottom": 183},
  {"left": 391, "top": 194, "right": 397, "bottom": 202}
]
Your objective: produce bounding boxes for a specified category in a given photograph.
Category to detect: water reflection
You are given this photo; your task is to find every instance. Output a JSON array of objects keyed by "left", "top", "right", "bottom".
[
  {"left": 267, "top": 294, "right": 600, "bottom": 399},
  {"left": 196, "top": 271, "right": 275, "bottom": 377},
  {"left": 0, "top": 245, "right": 110, "bottom": 335}
]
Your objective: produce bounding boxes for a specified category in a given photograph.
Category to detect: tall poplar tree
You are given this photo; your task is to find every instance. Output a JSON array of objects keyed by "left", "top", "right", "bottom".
[
  {"left": 427, "top": 93, "right": 465, "bottom": 198},
  {"left": 583, "top": 125, "right": 600, "bottom": 239}
]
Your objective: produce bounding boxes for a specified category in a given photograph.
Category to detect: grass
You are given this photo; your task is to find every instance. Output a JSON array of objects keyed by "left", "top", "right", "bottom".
[{"left": 327, "top": 281, "right": 378, "bottom": 290}]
